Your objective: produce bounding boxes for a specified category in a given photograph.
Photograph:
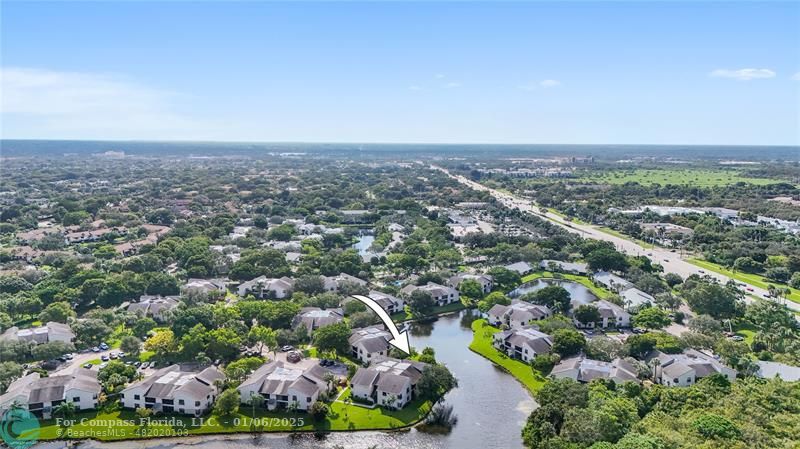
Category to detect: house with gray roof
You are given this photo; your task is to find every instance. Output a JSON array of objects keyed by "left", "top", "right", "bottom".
[
  {"left": 619, "top": 287, "right": 655, "bottom": 311},
  {"left": 400, "top": 282, "right": 459, "bottom": 307},
  {"left": 127, "top": 295, "right": 181, "bottom": 321},
  {"left": 0, "top": 368, "right": 100, "bottom": 418},
  {"left": 487, "top": 300, "right": 552, "bottom": 329},
  {"left": 349, "top": 357, "right": 428, "bottom": 410},
  {"left": 237, "top": 361, "right": 328, "bottom": 411},
  {"left": 292, "top": 307, "right": 344, "bottom": 336},
  {"left": 182, "top": 278, "right": 227, "bottom": 296},
  {"left": 120, "top": 364, "right": 225, "bottom": 416},
  {"left": 349, "top": 326, "right": 392, "bottom": 363},
  {"left": 551, "top": 357, "right": 640, "bottom": 384},
  {"left": 539, "top": 260, "right": 589, "bottom": 275},
  {"left": 592, "top": 271, "right": 633, "bottom": 292},
  {"left": 756, "top": 361, "right": 800, "bottom": 382},
  {"left": 646, "top": 349, "right": 736, "bottom": 387},
  {"left": 364, "top": 290, "right": 405, "bottom": 315},
  {"left": 504, "top": 261, "right": 534, "bottom": 275},
  {"left": 322, "top": 273, "right": 368, "bottom": 293},
  {"left": 492, "top": 327, "right": 553, "bottom": 363},
  {"left": 448, "top": 273, "right": 493, "bottom": 294},
  {"left": 237, "top": 276, "right": 295, "bottom": 299},
  {"left": 0, "top": 321, "right": 75, "bottom": 345},
  {"left": 573, "top": 300, "right": 631, "bottom": 329}
]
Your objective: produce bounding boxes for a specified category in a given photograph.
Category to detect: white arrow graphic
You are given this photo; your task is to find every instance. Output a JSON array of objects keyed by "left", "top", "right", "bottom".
[{"left": 350, "top": 294, "right": 411, "bottom": 355}]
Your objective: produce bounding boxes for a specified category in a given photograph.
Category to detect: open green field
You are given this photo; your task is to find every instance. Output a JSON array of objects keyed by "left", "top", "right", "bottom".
[
  {"left": 575, "top": 169, "right": 783, "bottom": 187},
  {"left": 27, "top": 394, "right": 432, "bottom": 442},
  {"left": 521, "top": 271, "right": 612, "bottom": 299},
  {"left": 687, "top": 258, "right": 800, "bottom": 305},
  {"left": 468, "top": 319, "right": 546, "bottom": 394}
]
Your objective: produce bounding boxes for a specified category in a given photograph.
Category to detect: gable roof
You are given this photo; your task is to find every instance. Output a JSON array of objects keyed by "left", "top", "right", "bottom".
[{"left": 123, "top": 364, "right": 223, "bottom": 400}]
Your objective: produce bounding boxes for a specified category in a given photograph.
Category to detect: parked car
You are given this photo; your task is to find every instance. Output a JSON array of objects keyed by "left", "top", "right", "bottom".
[
  {"left": 101, "top": 355, "right": 109, "bottom": 362},
  {"left": 91, "top": 346, "right": 100, "bottom": 353},
  {"left": 134, "top": 361, "right": 141, "bottom": 367},
  {"left": 287, "top": 350, "right": 302, "bottom": 363},
  {"left": 99, "top": 362, "right": 108, "bottom": 369},
  {"left": 280, "top": 345, "right": 294, "bottom": 352},
  {"left": 730, "top": 335, "right": 745, "bottom": 342},
  {"left": 109, "top": 353, "right": 118, "bottom": 360},
  {"left": 140, "top": 362, "right": 150, "bottom": 369},
  {"left": 64, "top": 353, "right": 74, "bottom": 360},
  {"left": 83, "top": 363, "right": 93, "bottom": 369}
]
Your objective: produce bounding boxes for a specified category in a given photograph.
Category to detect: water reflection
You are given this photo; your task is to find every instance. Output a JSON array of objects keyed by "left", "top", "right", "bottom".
[
  {"left": 509, "top": 279, "right": 599, "bottom": 307},
  {"left": 64, "top": 311, "right": 534, "bottom": 449}
]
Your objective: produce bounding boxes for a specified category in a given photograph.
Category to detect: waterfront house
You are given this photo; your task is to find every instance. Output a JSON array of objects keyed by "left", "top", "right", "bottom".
[
  {"left": 237, "top": 361, "right": 328, "bottom": 411},
  {"left": 120, "top": 364, "right": 224, "bottom": 416},
  {"left": 0, "top": 368, "right": 100, "bottom": 419},
  {"left": 447, "top": 273, "right": 494, "bottom": 294},
  {"left": 350, "top": 357, "right": 427, "bottom": 410},
  {"left": 504, "top": 261, "right": 534, "bottom": 276},
  {"left": 573, "top": 300, "right": 631, "bottom": 329},
  {"left": 539, "top": 260, "right": 589, "bottom": 275},
  {"left": 349, "top": 326, "right": 392, "bottom": 363},
  {"left": 487, "top": 300, "right": 552, "bottom": 329},
  {"left": 492, "top": 327, "right": 553, "bottom": 363},
  {"left": 400, "top": 282, "right": 459, "bottom": 307}
]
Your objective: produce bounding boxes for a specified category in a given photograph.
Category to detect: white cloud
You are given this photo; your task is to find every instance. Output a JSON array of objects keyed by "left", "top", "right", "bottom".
[
  {"left": 539, "top": 79, "right": 561, "bottom": 88},
  {"left": 1, "top": 67, "right": 213, "bottom": 139},
  {"left": 518, "top": 79, "right": 561, "bottom": 91},
  {"left": 408, "top": 85, "right": 423, "bottom": 91},
  {"left": 792, "top": 72, "right": 800, "bottom": 81},
  {"left": 435, "top": 73, "right": 446, "bottom": 79},
  {"left": 708, "top": 68, "right": 776, "bottom": 81},
  {"left": 443, "top": 82, "right": 462, "bottom": 89}
]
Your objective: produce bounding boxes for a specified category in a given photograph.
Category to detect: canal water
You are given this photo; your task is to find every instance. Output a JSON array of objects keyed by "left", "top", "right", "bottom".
[{"left": 62, "top": 310, "right": 536, "bottom": 449}]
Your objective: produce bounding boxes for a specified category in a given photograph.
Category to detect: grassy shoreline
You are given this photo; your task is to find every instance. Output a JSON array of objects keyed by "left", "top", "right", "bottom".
[
  {"left": 468, "top": 319, "right": 546, "bottom": 394},
  {"left": 521, "top": 271, "right": 612, "bottom": 299},
  {"left": 28, "top": 395, "right": 432, "bottom": 442}
]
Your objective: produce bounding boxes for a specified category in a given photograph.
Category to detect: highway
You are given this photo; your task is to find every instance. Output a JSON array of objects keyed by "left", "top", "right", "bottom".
[{"left": 434, "top": 165, "right": 800, "bottom": 313}]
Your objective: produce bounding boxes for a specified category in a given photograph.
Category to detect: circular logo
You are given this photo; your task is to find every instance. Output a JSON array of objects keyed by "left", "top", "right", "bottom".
[{"left": 1, "top": 408, "right": 41, "bottom": 449}]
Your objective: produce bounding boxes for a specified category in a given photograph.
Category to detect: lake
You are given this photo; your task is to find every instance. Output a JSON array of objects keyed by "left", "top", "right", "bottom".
[
  {"left": 55, "top": 310, "right": 536, "bottom": 449},
  {"left": 509, "top": 279, "right": 599, "bottom": 307}
]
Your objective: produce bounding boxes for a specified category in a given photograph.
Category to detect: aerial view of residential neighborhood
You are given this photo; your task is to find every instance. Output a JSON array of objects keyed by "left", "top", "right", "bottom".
[{"left": 1, "top": 2, "right": 798, "bottom": 449}]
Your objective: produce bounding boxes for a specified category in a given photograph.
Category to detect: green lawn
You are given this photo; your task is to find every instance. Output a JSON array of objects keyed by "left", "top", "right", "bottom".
[
  {"left": 521, "top": 271, "right": 612, "bottom": 299},
  {"left": 734, "top": 323, "right": 757, "bottom": 346},
  {"left": 575, "top": 168, "right": 784, "bottom": 187},
  {"left": 29, "top": 393, "right": 432, "bottom": 442},
  {"left": 597, "top": 226, "right": 655, "bottom": 249},
  {"left": 688, "top": 258, "right": 800, "bottom": 305},
  {"left": 390, "top": 301, "right": 466, "bottom": 322},
  {"left": 468, "top": 319, "right": 546, "bottom": 394}
]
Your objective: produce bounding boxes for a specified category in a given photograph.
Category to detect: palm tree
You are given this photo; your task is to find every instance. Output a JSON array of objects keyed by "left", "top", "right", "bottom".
[
  {"left": 649, "top": 358, "right": 661, "bottom": 383},
  {"left": 248, "top": 393, "right": 264, "bottom": 419},
  {"left": 53, "top": 401, "right": 76, "bottom": 420},
  {"left": 323, "top": 372, "right": 336, "bottom": 394}
]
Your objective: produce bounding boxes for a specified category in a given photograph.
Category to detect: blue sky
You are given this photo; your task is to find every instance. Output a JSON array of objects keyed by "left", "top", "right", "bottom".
[{"left": 2, "top": 1, "right": 798, "bottom": 145}]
